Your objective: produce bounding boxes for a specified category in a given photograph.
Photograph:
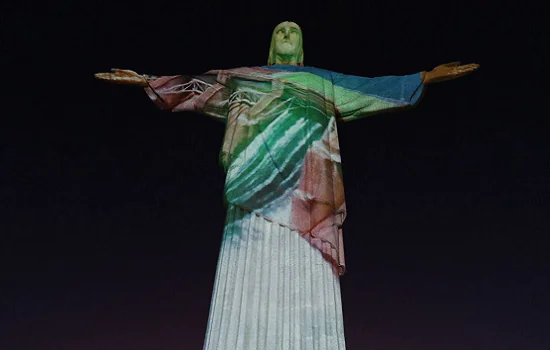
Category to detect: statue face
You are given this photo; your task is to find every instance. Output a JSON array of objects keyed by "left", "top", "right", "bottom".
[
  {"left": 273, "top": 22, "right": 301, "bottom": 59},
  {"left": 268, "top": 21, "right": 303, "bottom": 66}
]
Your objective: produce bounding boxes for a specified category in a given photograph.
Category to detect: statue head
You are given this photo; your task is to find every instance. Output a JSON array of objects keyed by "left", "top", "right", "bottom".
[{"left": 267, "top": 21, "right": 304, "bottom": 66}]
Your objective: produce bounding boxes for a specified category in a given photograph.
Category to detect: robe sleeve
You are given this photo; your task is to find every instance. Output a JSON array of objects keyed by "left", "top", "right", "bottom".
[
  {"left": 331, "top": 71, "right": 425, "bottom": 122},
  {"left": 143, "top": 73, "right": 229, "bottom": 122}
]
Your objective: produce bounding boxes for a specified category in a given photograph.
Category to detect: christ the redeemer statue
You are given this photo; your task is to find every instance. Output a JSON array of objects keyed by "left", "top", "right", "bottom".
[{"left": 96, "top": 21, "right": 478, "bottom": 350}]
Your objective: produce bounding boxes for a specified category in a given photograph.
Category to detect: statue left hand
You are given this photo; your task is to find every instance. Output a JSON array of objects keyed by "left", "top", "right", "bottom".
[{"left": 421, "top": 62, "right": 480, "bottom": 84}]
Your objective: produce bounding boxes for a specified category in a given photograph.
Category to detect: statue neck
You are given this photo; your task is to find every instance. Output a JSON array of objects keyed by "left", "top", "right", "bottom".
[{"left": 274, "top": 54, "right": 299, "bottom": 66}]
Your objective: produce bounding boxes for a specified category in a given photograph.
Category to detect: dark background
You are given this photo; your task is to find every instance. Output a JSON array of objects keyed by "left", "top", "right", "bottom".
[{"left": 1, "top": 0, "right": 549, "bottom": 349}]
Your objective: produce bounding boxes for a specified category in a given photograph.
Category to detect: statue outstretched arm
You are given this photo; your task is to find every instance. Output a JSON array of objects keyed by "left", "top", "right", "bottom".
[
  {"left": 95, "top": 68, "right": 229, "bottom": 122},
  {"left": 333, "top": 61, "right": 479, "bottom": 122}
]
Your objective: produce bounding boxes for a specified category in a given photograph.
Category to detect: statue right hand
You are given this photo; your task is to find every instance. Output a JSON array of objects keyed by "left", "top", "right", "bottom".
[{"left": 94, "top": 69, "right": 148, "bottom": 87}]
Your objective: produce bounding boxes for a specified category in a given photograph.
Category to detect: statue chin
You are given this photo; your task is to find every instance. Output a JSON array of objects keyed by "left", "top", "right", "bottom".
[{"left": 276, "top": 43, "right": 296, "bottom": 55}]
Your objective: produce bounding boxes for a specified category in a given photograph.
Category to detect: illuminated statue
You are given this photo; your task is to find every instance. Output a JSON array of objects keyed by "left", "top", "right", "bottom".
[{"left": 96, "top": 21, "right": 478, "bottom": 350}]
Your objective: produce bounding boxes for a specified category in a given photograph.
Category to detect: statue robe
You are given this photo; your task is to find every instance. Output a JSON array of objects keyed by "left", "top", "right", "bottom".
[{"left": 144, "top": 65, "right": 424, "bottom": 349}]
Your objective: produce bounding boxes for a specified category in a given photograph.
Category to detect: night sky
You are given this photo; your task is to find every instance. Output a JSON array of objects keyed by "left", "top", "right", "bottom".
[{"left": 1, "top": 0, "right": 549, "bottom": 349}]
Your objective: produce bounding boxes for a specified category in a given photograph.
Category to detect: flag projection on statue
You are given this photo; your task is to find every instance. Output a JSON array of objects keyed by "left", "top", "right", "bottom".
[{"left": 144, "top": 65, "right": 424, "bottom": 275}]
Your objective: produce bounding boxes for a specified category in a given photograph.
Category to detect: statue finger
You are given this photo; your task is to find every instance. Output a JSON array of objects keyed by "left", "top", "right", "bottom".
[
  {"left": 452, "top": 69, "right": 476, "bottom": 78},
  {"left": 453, "top": 65, "right": 478, "bottom": 74},
  {"left": 94, "top": 72, "right": 113, "bottom": 80},
  {"left": 459, "top": 63, "right": 480, "bottom": 70}
]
